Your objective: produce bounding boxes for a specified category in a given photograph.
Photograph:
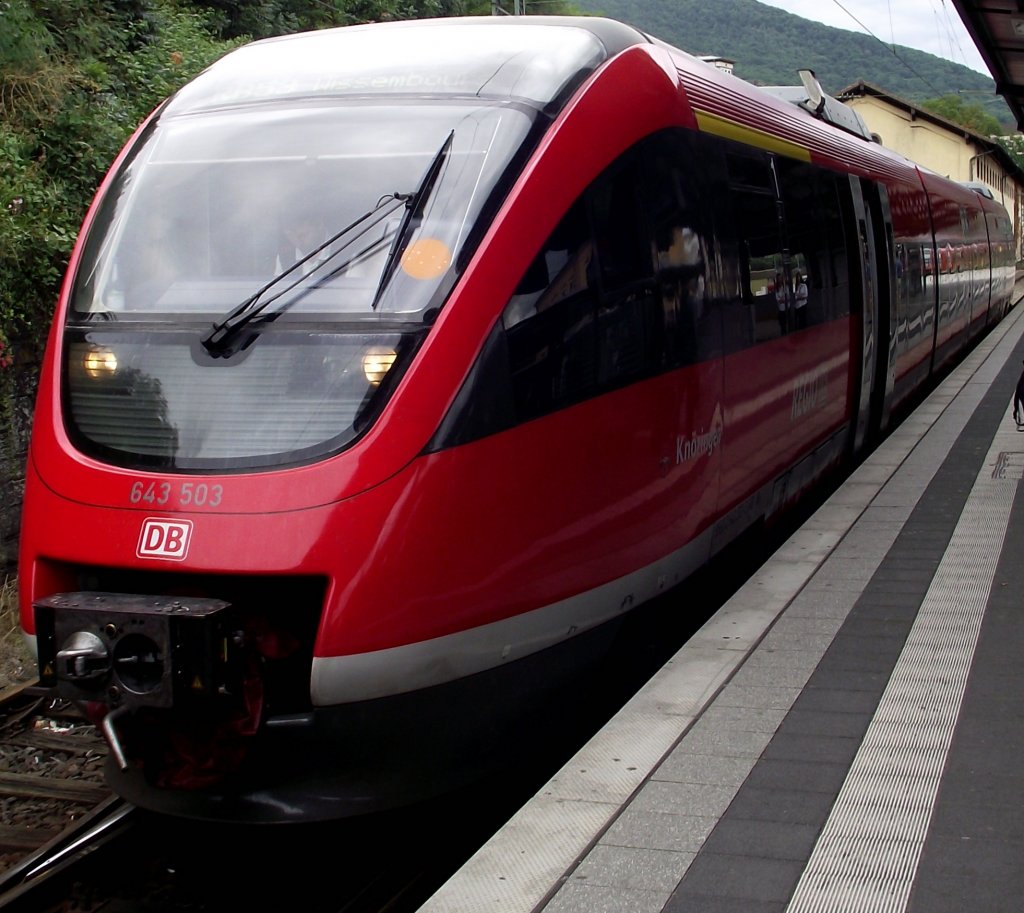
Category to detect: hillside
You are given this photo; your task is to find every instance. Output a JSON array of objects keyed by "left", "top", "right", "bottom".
[{"left": 572, "top": 0, "right": 1014, "bottom": 131}]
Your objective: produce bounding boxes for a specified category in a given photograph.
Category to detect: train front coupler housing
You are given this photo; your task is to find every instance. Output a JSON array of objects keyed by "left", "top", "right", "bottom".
[{"left": 33, "top": 592, "right": 245, "bottom": 769}]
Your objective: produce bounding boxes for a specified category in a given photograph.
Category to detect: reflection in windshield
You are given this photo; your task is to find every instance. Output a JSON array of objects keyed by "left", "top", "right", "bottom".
[
  {"left": 201, "top": 192, "right": 409, "bottom": 354},
  {"left": 71, "top": 103, "right": 533, "bottom": 321}
]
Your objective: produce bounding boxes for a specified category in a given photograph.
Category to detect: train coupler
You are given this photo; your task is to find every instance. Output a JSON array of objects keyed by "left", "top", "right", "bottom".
[{"left": 33, "top": 592, "right": 245, "bottom": 713}]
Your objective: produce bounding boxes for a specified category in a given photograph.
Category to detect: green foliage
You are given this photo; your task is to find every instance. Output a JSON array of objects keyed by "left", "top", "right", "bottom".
[
  {"left": 921, "top": 94, "right": 1004, "bottom": 137},
  {"left": 189, "top": 0, "right": 485, "bottom": 39},
  {"left": 0, "top": 124, "right": 72, "bottom": 348},
  {"left": 996, "top": 134, "right": 1024, "bottom": 173},
  {"left": 0, "top": 2, "right": 74, "bottom": 128},
  {"left": 187, "top": 0, "right": 577, "bottom": 40},
  {"left": 0, "top": 0, "right": 241, "bottom": 361}
]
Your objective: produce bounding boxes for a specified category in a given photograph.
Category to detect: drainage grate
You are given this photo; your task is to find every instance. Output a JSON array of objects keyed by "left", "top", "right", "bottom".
[{"left": 992, "top": 451, "right": 1024, "bottom": 479}]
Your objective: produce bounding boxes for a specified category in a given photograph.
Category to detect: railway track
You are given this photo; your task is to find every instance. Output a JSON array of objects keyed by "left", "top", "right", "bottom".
[
  {"left": 0, "top": 681, "right": 112, "bottom": 866},
  {"left": 0, "top": 680, "right": 143, "bottom": 911},
  {"left": 0, "top": 796, "right": 136, "bottom": 912}
]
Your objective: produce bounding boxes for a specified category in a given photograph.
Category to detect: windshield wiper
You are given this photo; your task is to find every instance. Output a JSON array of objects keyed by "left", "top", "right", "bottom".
[
  {"left": 371, "top": 130, "right": 454, "bottom": 310},
  {"left": 201, "top": 193, "right": 407, "bottom": 355}
]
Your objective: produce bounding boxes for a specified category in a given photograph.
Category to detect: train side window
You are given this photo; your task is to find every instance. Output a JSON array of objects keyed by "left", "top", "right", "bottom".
[
  {"left": 503, "top": 198, "right": 597, "bottom": 419},
  {"left": 502, "top": 149, "right": 661, "bottom": 421},
  {"left": 590, "top": 157, "right": 653, "bottom": 291},
  {"left": 733, "top": 188, "right": 786, "bottom": 343},
  {"left": 641, "top": 132, "right": 716, "bottom": 368},
  {"left": 817, "top": 171, "right": 851, "bottom": 318},
  {"left": 594, "top": 154, "right": 662, "bottom": 390},
  {"left": 777, "top": 158, "right": 837, "bottom": 328},
  {"left": 721, "top": 148, "right": 786, "bottom": 342},
  {"left": 726, "top": 151, "right": 775, "bottom": 194}
]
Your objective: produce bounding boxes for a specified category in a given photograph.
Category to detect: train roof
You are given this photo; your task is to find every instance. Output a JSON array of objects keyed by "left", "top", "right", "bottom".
[
  {"left": 662, "top": 45, "right": 926, "bottom": 186},
  {"left": 163, "top": 16, "right": 651, "bottom": 117}
]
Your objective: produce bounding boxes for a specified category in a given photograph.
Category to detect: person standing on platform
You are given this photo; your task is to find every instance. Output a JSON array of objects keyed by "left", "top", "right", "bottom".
[
  {"left": 1014, "top": 359, "right": 1024, "bottom": 430},
  {"left": 793, "top": 271, "right": 808, "bottom": 329},
  {"left": 775, "top": 272, "right": 790, "bottom": 335}
]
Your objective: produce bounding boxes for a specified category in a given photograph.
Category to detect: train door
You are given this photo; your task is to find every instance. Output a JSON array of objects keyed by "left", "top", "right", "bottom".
[
  {"left": 864, "top": 179, "right": 896, "bottom": 441},
  {"left": 986, "top": 210, "right": 1016, "bottom": 323},
  {"left": 925, "top": 182, "right": 970, "bottom": 374},
  {"left": 983, "top": 210, "right": 1002, "bottom": 325},
  {"left": 846, "top": 177, "right": 890, "bottom": 454},
  {"left": 965, "top": 204, "right": 991, "bottom": 337}
]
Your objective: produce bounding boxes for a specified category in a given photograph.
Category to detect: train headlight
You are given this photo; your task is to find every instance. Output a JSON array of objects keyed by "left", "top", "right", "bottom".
[
  {"left": 83, "top": 346, "right": 118, "bottom": 379},
  {"left": 362, "top": 347, "right": 397, "bottom": 385}
]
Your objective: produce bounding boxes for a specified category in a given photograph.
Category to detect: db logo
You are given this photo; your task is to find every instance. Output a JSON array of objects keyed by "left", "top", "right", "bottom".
[{"left": 137, "top": 518, "right": 193, "bottom": 561}]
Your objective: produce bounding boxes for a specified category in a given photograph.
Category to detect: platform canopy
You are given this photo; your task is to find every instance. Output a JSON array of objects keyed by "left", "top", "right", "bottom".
[{"left": 953, "top": 0, "right": 1024, "bottom": 131}]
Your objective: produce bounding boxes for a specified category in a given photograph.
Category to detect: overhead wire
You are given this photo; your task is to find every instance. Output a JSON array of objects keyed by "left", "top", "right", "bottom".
[
  {"left": 824, "top": 0, "right": 969, "bottom": 98},
  {"left": 936, "top": 0, "right": 976, "bottom": 72}
]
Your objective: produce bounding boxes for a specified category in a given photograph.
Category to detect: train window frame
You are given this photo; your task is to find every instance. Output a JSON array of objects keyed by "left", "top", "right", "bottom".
[{"left": 724, "top": 149, "right": 777, "bottom": 195}]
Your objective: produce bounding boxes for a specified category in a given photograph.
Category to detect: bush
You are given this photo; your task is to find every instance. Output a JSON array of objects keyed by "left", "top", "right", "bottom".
[{"left": 1, "top": 1, "right": 242, "bottom": 353}]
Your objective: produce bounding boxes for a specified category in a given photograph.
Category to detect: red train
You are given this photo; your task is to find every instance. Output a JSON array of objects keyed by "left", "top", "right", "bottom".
[{"left": 18, "top": 16, "right": 1015, "bottom": 821}]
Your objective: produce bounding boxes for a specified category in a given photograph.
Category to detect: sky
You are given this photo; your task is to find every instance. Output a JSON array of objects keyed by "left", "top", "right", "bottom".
[{"left": 755, "top": 0, "right": 991, "bottom": 77}]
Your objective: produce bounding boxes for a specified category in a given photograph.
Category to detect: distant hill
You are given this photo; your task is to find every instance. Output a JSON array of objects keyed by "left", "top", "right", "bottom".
[{"left": 571, "top": 0, "right": 1015, "bottom": 131}]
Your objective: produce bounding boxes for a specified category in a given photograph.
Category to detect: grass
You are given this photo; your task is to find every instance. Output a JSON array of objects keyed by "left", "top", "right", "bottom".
[
  {"left": 0, "top": 573, "right": 35, "bottom": 687},
  {"left": 0, "top": 573, "right": 19, "bottom": 637}
]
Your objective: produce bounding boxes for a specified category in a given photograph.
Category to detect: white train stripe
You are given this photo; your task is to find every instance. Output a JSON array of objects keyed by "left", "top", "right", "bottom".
[{"left": 310, "top": 530, "right": 712, "bottom": 705}]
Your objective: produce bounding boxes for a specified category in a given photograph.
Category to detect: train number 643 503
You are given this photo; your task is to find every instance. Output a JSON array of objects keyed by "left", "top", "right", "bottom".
[{"left": 129, "top": 480, "right": 224, "bottom": 508}]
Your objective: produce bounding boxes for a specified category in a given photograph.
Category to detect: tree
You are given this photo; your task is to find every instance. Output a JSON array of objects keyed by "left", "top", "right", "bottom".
[
  {"left": 0, "top": 0, "right": 240, "bottom": 348},
  {"left": 188, "top": 0, "right": 495, "bottom": 40},
  {"left": 996, "top": 134, "right": 1024, "bottom": 174},
  {"left": 920, "top": 94, "right": 1005, "bottom": 137}
]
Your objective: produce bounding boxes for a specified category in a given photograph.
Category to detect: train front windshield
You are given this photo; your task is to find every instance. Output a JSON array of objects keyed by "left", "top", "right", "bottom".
[{"left": 64, "top": 101, "right": 533, "bottom": 470}]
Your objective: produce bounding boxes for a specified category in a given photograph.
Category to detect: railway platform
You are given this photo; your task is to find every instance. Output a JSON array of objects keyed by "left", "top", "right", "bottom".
[{"left": 420, "top": 283, "right": 1024, "bottom": 913}]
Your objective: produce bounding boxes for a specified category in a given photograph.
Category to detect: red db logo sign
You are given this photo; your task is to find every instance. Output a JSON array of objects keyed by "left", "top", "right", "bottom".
[{"left": 137, "top": 518, "right": 193, "bottom": 561}]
